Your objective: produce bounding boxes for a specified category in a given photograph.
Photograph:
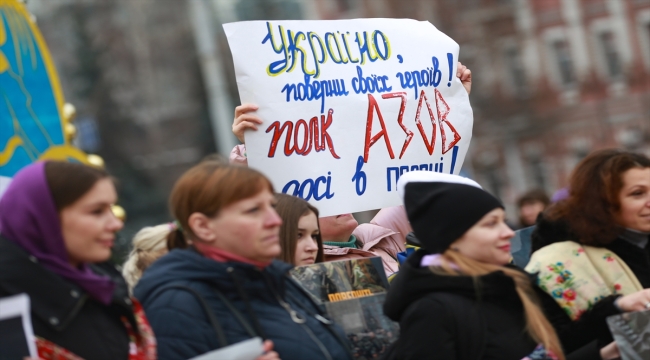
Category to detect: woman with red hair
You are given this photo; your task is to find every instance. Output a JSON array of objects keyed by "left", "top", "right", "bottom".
[{"left": 528, "top": 149, "right": 650, "bottom": 359}]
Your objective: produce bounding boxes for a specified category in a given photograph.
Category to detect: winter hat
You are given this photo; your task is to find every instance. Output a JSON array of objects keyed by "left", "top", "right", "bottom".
[{"left": 397, "top": 171, "right": 503, "bottom": 254}]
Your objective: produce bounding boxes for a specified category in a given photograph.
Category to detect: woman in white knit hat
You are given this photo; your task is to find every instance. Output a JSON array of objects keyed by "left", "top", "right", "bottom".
[{"left": 382, "top": 171, "right": 564, "bottom": 360}]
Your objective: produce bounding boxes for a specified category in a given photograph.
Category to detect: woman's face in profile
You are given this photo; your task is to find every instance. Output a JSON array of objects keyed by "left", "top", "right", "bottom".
[
  {"left": 450, "top": 208, "right": 515, "bottom": 266},
  {"left": 294, "top": 211, "right": 319, "bottom": 266},
  {"left": 617, "top": 167, "right": 650, "bottom": 233},
  {"left": 60, "top": 178, "right": 124, "bottom": 267},
  {"left": 206, "top": 189, "right": 283, "bottom": 262}
]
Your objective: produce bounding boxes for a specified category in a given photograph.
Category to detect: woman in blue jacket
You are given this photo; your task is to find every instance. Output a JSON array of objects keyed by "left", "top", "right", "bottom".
[{"left": 134, "top": 160, "right": 353, "bottom": 360}]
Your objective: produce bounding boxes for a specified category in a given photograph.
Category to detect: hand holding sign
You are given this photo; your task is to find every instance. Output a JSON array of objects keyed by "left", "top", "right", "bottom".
[
  {"left": 457, "top": 62, "right": 472, "bottom": 95},
  {"left": 225, "top": 19, "right": 473, "bottom": 216},
  {"left": 257, "top": 341, "right": 280, "bottom": 360},
  {"left": 233, "top": 104, "right": 262, "bottom": 144}
]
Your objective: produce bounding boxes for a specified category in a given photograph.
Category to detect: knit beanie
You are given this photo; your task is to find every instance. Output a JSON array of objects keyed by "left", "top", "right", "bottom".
[{"left": 397, "top": 172, "right": 503, "bottom": 254}]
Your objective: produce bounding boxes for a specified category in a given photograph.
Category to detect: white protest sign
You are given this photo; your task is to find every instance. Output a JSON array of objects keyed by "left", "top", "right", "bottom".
[
  {"left": 189, "top": 337, "right": 263, "bottom": 360},
  {"left": 224, "top": 19, "right": 473, "bottom": 216},
  {"left": 0, "top": 293, "right": 38, "bottom": 358},
  {"left": 0, "top": 175, "right": 11, "bottom": 201}
]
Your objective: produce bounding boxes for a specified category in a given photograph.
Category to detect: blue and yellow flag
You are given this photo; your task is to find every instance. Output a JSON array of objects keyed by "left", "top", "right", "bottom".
[{"left": 0, "top": 0, "right": 86, "bottom": 178}]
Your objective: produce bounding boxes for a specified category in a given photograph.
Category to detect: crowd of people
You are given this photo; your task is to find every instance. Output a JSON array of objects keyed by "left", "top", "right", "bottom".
[{"left": 1, "top": 63, "right": 650, "bottom": 360}]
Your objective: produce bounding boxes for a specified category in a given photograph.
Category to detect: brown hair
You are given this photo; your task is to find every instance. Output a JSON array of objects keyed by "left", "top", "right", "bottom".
[
  {"left": 517, "top": 189, "right": 550, "bottom": 226},
  {"left": 435, "top": 251, "right": 565, "bottom": 360},
  {"left": 166, "top": 160, "right": 274, "bottom": 249},
  {"left": 275, "top": 194, "right": 324, "bottom": 265},
  {"left": 546, "top": 148, "right": 650, "bottom": 245},
  {"left": 517, "top": 189, "right": 550, "bottom": 208},
  {"left": 44, "top": 161, "right": 111, "bottom": 211}
]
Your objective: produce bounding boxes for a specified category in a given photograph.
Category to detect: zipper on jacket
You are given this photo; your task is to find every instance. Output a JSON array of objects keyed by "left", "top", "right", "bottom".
[
  {"left": 227, "top": 267, "right": 268, "bottom": 339},
  {"left": 54, "top": 294, "right": 88, "bottom": 331},
  {"left": 287, "top": 293, "right": 354, "bottom": 359},
  {"left": 286, "top": 280, "right": 355, "bottom": 360},
  {"left": 277, "top": 296, "right": 306, "bottom": 324}
]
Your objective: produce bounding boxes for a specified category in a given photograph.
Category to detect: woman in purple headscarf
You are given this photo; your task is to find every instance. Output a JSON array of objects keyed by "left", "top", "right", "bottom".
[{"left": 0, "top": 161, "right": 155, "bottom": 360}]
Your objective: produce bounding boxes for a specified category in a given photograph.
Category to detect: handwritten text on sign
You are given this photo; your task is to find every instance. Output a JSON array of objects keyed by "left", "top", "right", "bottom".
[{"left": 224, "top": 19, "right": 473, "bottom": 216}]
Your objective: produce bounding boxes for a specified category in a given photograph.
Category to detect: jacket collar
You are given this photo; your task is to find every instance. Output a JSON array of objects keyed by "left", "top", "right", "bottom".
[
  {"left": 0, "top": 236, "right": 132, "bottom": 332},
  {"left": 353, "top": 223, "right": 399, "bottom": 251},
  {"left": 385, "top": 249, "right": 521, "bottom": 321},
  {"left": 134, "top": 247, "right": 294, "bottom": 305}
]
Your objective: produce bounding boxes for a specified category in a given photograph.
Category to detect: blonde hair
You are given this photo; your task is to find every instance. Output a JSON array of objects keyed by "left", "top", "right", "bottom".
[
  {"left": 434, "top": 250, "right": 565, "bottom": 360},
  {"left": 122, "top": 224, "right": 171, "bottom": 292}
]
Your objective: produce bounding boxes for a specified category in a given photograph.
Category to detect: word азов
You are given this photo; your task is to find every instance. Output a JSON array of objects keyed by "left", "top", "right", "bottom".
[{"left": 362, "top": 89, "right": 461, "bottom": 163}]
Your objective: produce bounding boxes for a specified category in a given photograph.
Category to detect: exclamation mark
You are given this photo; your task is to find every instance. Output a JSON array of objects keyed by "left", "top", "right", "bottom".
[
  {"left": 447, "top": 53, "right": 453, "bottom": 87},
  {"left": 450, "top": 146, "right": 459, "bottom": 174}
]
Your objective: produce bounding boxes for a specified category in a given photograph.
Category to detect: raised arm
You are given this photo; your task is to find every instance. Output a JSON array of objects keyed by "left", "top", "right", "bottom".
[{"left": 230, "top": 103, "right": 263, "bottom": 166}]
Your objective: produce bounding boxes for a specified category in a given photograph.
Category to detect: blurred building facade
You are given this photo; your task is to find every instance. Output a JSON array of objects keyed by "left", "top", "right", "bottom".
[
  {"left": 24, "top": 0, "right": 311, "bottom": 248},
  {"left": 311, "top": 0, "right": 650, "bottom": 215},
  {"left": 25, "top": 0, "right": 650, "bottom": 233},
  {"left": 458, "top": 0, "right": 650, "bottom": 211},
  {"left": 26, "top": 0, "right": 217, "bottom": 251}
]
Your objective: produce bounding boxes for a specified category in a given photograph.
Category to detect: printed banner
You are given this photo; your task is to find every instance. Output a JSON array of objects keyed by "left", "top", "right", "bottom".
[
  {"left": 224, "top": 19, "right": 473, "bottom": 216},
  {"left": 290, "top": 257, "right": 388, "bottom": 304},
  {"left": 290, "top": 258, "right": 397, "bottom": 359},
  {"left": 607, "top": 310, "right": 650, "bottom": 360},
  {"left": 326, "top": 294, "right": 399, "bottom": 360}
]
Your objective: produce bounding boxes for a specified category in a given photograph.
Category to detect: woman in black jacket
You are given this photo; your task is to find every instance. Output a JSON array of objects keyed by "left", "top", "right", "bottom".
[
  {"left": 0, "top": 161, "right": 155, "bottom": 359},
  {"left": 384, "top": 172, "right": 564, "bottom": 360},
  {"left": 527, "top": 149, "right": 650, "bottom": 359}
]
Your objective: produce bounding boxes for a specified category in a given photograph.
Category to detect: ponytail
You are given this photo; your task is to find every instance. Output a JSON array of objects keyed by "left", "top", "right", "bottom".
[
  {"left": 167, "top": 227, "right": 188, "bottom": 250},
  {"left": 122, "top": 224, "right": 170, "bottom": 292}
]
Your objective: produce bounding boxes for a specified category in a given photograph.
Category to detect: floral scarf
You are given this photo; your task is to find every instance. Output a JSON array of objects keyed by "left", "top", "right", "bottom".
[
  {"left": 35, "top": 298, "right": 156, "bottom": 360},
  {"left": 526, "top": 241, "right": 643, "bottom": 320}
]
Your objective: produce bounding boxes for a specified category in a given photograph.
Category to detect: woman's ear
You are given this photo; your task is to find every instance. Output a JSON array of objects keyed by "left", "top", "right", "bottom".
[{"left": 188, "top": 212, "right": 217, "bottom": 242}]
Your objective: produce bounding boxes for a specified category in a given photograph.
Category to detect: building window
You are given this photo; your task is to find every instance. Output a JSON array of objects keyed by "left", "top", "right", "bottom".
[
  {"left": 599, "top": 31, "right": 622, "bottom": 77},
  {"left": 484, "top": 167, "right": 502, "bottom": 200},
  {"left": 337, "top": 0, "right": 354, "bottom": 12},
  {"left": 647, "top": 22, "right": 650, "bottom": 66},
  {"left": 504, "top": 47, "right": 527, "bottom": 95},
  {"left": 235, "top": 0, "right": 302, "bottom": 21},
  {"left": 528, "top": 157, "right": 546, "bottom": 190},
  {"left": 552, "top": 40, "right": 575, "bottom": 85}
]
